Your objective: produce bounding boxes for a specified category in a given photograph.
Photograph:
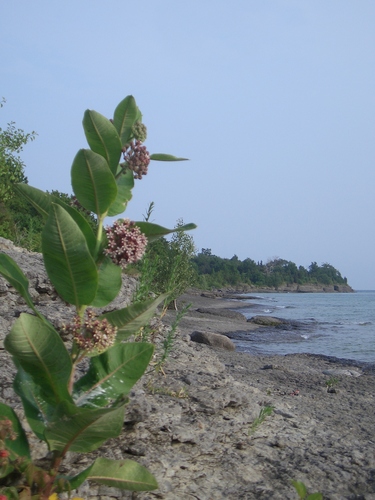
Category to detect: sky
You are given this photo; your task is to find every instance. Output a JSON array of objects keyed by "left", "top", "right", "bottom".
[{"left": 1, "top": 1, "right": 374, "bottom": 289}]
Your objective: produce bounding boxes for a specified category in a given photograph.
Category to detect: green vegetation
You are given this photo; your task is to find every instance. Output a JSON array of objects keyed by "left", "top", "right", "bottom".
[
  {"left": 0, "top": 95, "right": 196, "bottom": 499},
  {"left": 0, "top": 100, "right": 96, "bottom": 252},
  {"left": 193, "top": 250, "right": 348, "bottom": 289},
  {"left": 249, "top": 405, "right": 274, "bottom": 435},
  {"left": 134, "top": 206, "right": 197, "bottom": 312},
  {"left": 292, "top": 480, "right": 323, "bottom": 499}
]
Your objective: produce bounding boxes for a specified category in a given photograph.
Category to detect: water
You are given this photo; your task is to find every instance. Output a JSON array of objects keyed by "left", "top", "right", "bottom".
[{"left": 231, "top": 290, "right": 375, "bottom": 364}]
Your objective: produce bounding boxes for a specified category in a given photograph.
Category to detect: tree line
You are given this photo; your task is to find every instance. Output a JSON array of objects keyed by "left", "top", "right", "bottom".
[{"left": 192, "top": 249, "right": 348, "bottom": 288}]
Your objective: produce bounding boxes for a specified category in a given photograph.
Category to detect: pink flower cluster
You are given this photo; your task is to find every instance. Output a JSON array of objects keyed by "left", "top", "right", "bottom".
[
  {"left": 105, "top": 219, "right": 147, "bottom": 268},
  {"left": 123, "top": 140, "right": 150, "bottom": 180},
  {"left": 63, "top": 310, "right": 117, "bottom": 354}
]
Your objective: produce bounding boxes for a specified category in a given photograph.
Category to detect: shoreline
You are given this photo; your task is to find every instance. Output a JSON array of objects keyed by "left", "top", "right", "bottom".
[
  {"left": 148, "top": 292, "right": 375, "bottom": 498},
  {"left": 174, "top": 290, "right": 374, "bottom": 371}
]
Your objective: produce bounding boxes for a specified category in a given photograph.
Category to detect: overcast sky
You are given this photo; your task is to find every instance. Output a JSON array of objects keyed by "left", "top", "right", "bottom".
[{"left": 1, "top": 1, "right": 374, "bottom": 289}]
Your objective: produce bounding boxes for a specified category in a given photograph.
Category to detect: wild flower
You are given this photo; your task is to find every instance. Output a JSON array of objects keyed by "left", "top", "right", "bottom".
[
  {"left": 63, "top": 310, "right": 118, "bottom": 354},
  {"left": 105, "top": 219, "right": 147, "bottom": 268},
  {"left": 123, "top": 140, "right": 150, "bottom": 179}
]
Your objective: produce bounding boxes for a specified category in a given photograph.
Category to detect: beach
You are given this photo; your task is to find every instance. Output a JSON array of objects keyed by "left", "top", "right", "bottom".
[
  {"left": 134, "top": 291, "right": 375, "bottom": 500},
  {"left": 1, "top": 268, "right": 374, "bottom": 498}
]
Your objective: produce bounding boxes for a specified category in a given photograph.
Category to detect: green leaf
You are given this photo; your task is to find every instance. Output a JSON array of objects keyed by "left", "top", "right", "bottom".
[
  {"left": 83, "top": 110, "right": 122, "bottom": 176},
  {"left": 45, "top": 401, "right": 125, "bottom": 453},
  {"left": 0, "top": 463, "right": 14, "bottom": 480},
  {"left": 107, "top": 167, "right": 134, "bottom": 217},
  {"left": 292, "top": 480, "right": 308, "bottom": 499},
  {"left": 307, "top": 494, "right": 323, "bottom": 500},
  {"left": 90, "top": 256, "right": 122, "bottom": 308},
  {"left": 0, "top": 402, "right": 31, "bottom": 459},
  {"left": 73, "top": 343, "right": 154, "bottom": 408},
  {"left": 71, "top": 149, "right": 117, "bottom": 217},
  {"left": 150, "top": 153, "right": 188, "bottom": 162},
  {"left": 58, "top": 463, "right": 95, "bottom": 491},
  {"left": 0, "top": 253, "right": 38, "bottom": 316},
  {"left": 135, "top": 221, "right": 197, "bottom": 243},
  {"left": 113, "top": 96, "right": 138, "bottom": 146},
  {"left": 42, "top": 204, "right": 98, "bottom": 308},
  {"left": 88, "top": 457, "right": 158, "bottom": 491},
  {"left": 14, "top": 184, "right": 97, "bottom": 257},
  {"left": 15, "top": 183, "right": 50, "bottom": 218},
  {"left": 14, "top": 366, "right": 54, "bottom": 440},
  {"left": 4, "top": 314, "right": 73, "bottom": 406},
  {"left": 102, "top": 293, "right": 168, "bottom": 340}
]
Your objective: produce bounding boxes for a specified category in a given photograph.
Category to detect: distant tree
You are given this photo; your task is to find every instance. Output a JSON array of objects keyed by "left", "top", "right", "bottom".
[
  {"left": 201, "top": 248, "right": 212, "bottom": 256},
  {"left": 0, "top": 98, "right": 37, "bottom": 203}
]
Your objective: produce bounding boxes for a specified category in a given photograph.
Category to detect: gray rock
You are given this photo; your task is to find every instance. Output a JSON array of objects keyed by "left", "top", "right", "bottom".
[
  {"left": 323, "top": 368, "right": 362, "bottom": 377},
  {"left": 190, "top": 330, "right": 235, "bottom": 350},
  {"left": 248, "top": 315, "right": 288, "bottom": 326}
]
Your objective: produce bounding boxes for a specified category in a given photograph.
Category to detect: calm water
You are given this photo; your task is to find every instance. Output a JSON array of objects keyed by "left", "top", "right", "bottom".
[{"left": 231, "top": 291, "right": 375, "bottom": 364}]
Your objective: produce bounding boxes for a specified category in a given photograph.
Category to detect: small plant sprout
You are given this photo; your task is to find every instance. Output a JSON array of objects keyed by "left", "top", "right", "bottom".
[
  {"left": 249, "top": 405, "right": 274, "bottom": 435},
  {"left": 291, "top": 480, "right": 323, "bottom": 499},
  {"left": 0, "top": 95, "right": 196, "bottom": 499},
  {"left": 325, "top": 376, "right": 339, "bottom": 389}
]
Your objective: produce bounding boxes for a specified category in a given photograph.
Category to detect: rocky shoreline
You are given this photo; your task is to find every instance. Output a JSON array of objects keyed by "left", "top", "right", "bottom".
[{"left": 0, "top": 239, "right": 374, "bottom": 499}]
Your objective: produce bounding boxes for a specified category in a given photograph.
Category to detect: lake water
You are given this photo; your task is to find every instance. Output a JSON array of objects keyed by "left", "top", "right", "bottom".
[{"left": 231, "top": 290, "right": 375, "bottom": 365}]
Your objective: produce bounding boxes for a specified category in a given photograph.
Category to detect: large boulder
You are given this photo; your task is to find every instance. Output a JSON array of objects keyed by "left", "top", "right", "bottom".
[
  {"left": 247, "top": 315, "right": 288, "bottom": 326},
  {"left": 190, "top": 330, "right": 236, "bottom": 350}
]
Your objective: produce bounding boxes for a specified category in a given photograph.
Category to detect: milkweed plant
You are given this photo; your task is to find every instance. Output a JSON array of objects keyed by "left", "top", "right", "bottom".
[{"left": 0, "top": 96, "right": 196, "bottom": 499}]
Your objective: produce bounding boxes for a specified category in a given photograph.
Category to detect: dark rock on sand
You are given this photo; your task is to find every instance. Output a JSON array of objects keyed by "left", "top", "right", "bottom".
[
  {"left": 248, "top": 315, "right": 289, "bottom": 326},
  {"left": 190, "top": 330, "right": 235, "bottom": 350}
]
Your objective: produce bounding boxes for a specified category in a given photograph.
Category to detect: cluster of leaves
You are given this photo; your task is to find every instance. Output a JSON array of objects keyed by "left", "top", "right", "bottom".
[
  {"left": 192, "top": 251, "right": 348, "bottom": 289},
  {"left": 0, "top": 96, "right": 196, "bottom": 499},
  {"left": 134, "top": 208, "right": 198, "bottom": 312}
]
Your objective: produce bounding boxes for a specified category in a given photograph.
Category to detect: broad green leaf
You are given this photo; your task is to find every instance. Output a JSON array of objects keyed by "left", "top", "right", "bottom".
[
  {"left": 4, "top": 314, "right": 73, "bottom": 405},
  {"left": 71, "top": 149, "right": 117, "bottom": 217},
  {"left": 150, "top": 153, "right": 188, "bottom": 162},
  {"left": 307, "top": 494, "right": 323, "bottom": 500},
  {"left": 51, "top": 196, "right": 97, "bottom": 257},
  {"left": 135, "top": 221, "right": 197, "bottom": 243},
  {"left": 83, "top": 110, "right": 122, "bottom": 176},
  {"left": 0, "top": 254, "right": 38, "bottom": 316},
  {"left": 90, "top": 256, "right": 122, "bottom": 308},
  {"left": 42, "top": 204, "right": 98, "bottom": 307},
  {"left": 0, "top": 402, "right": 31, "bottom": 459},
  {"left": 15, "top": 183, "right": 50, "bottom": 218},
  {"left": 102, "top": 293, "right": 168, "bottom": 340},
  {"left": 73, "top": 343, "right": 154, "bottom": 408},
  {"left": 14, "top": 184, "right": 97, "bottom": 256},
  {"left": 45, "top": 401, "right": 125, "bottom": 453},
  {"left": 88, "top": 457, "right": 158, "bottom": 491},
  {"left": 14, "top": 367, "right": 54, "bottom": 440},
  {"left": 107, "top": 168, "right": 134, "bottom": 217},
  {"left": 113, "top": 96, "right": 138, "bottom": 146}
]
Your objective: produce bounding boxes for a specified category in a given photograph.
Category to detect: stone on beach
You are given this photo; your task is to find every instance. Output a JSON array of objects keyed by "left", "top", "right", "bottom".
[{"left": 190, "top": 330, "right": 236, "bottom": 350}]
